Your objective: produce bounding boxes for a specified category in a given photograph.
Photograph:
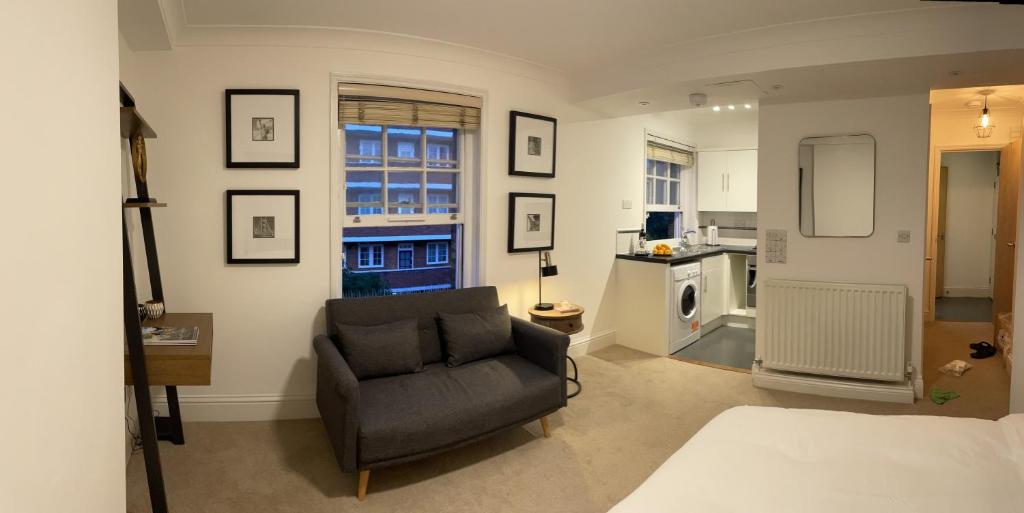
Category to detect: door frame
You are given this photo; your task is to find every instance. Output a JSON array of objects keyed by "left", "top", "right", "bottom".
[{"left": 924, "top": 143, "right": 1006, "bottom": 321}]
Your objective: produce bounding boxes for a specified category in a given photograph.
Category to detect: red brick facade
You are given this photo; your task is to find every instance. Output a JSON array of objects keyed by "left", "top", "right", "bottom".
[{"left": 343, "top": 225, "right": 458, "bottom": 292}]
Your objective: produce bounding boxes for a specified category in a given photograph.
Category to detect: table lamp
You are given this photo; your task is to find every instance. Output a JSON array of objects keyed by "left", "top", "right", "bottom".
[{"left": 535, "top": 251, "right": 558, "bottom": 310}]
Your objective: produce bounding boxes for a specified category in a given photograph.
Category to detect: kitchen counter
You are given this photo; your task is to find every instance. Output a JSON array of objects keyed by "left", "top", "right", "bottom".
[{"left": 616, "top": 244, "right": 756, "bottom": 265}]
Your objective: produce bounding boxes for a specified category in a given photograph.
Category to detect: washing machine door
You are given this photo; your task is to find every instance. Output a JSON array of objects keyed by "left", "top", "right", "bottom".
[{"left": 677, "top": 280, "right": 698, "bottom": 321}]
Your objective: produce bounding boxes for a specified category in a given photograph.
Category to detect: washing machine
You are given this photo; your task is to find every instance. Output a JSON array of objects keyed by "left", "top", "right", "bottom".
[{"left": 670, "top": 262, "right": 702, "bottom": 353}]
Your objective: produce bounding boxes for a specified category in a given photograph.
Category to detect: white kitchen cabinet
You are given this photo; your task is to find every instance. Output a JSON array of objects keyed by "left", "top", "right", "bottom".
[
  {"left": 701, "top": 254, "right": 728, "bottom": 326},
  {"left": 697, "top": 149, "right": 757, "bottom": 212}
]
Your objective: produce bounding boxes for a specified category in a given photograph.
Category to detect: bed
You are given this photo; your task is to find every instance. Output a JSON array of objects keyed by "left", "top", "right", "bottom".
[{"left": 609, "top": 406, "right": 1024, "bottom": 513}]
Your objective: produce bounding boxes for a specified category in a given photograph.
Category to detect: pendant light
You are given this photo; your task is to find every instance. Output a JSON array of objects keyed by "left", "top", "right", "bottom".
[{"left": 975, "top": 94, "right": 995, "bottom": 138}]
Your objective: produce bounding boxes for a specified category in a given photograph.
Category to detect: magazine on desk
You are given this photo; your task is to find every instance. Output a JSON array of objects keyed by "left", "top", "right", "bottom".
[{"left": 142, "top": 326, "right": 199, "bottom": 346}]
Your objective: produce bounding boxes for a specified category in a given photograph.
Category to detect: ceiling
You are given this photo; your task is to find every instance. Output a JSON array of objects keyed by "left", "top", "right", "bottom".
[
  {"left": 178, "top": 0, "right": 934, "bottom": 73},
  {"left": 931, "top": 84, "right": 1024, "bottom": 112}
]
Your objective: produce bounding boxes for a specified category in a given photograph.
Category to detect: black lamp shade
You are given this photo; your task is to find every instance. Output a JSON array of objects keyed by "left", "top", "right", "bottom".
[{"left": 540, "top": 265, "right": 558, "bottom": 277}]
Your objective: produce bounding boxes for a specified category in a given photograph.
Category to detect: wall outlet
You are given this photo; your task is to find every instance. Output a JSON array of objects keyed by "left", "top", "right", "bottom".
[
  {"left": 621, "top": 199, "right": 632, "bottom": 209},
  {"left": 897, "top": 230, "right": 911, "bottom": 243}
]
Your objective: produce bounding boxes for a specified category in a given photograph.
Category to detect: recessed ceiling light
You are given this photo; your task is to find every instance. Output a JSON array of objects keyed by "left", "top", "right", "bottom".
[
  {"left": 712, "top": 105, "right": 721, "bottom": 112},
  {"left": 728, "top": 105, "right": 735, "bottom": 110},
  {"left": 638, "top": 100, "right": 650, "bottom": 106},
  {"left": 744, "top": 104, "right": 752, "bottom": 109}
]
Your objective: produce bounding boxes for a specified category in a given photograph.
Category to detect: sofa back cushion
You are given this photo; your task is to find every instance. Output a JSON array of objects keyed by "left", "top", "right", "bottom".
[
  {"left": 326, "top": 286, "right": 500, "bottom": 365},
  {"left": 438, "top": 304, "right": 516, "bottom": 367},
  {"left": 335, "top": 318, "right": 423, "bottom": 379}
]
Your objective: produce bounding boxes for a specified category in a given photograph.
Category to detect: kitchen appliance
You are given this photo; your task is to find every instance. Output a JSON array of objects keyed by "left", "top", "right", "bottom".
[
  {"left": 706, "top": 225, "right": 720, "bottom": 246},
  {"left": 670, "top": 262, "right": 702, "bottom": 353},
  {"left": 682, "top": 230, "right": 699, "bottom": 247},
  {"left": 746, "top": 255, "right": 757, "bottom": 308}
]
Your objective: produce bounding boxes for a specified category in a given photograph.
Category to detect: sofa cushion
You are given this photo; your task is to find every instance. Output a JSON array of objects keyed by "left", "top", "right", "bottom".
[
  {"left": 438, "top": 304, "right": 516, "bottom": 367},
  {"left": 325, "top": 287, "right": 500, "bottom": 365},
  {"left": 335, "top": 318, "right": 423, "bottom": 380},
  {"left": 357, "top": 354, "right": 561, "bottom": 465}
]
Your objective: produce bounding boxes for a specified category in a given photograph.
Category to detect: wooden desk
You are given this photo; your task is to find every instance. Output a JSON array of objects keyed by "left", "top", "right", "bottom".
[
  {"left": 125, "top": 313, "right": 213, "bottom": 386},
  {"left": 124, "top": 312, "right": 213, "bottom": 445}
]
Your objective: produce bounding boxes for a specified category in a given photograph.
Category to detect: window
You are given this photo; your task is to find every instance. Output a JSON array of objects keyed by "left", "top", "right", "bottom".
[
  {"left": 426, "top": 242, "right": 448, "bottom": 265},
  {"left": 645, "top": 140, "right": 693, "bottom": 211},
  {"left": 344, "top": 124, "right": 460, "bottom": 219},
  {"left": 398, "top": 243, "right": 413, "bottom": 269},
  {"left": 358, "top": 245, "right": 384, "bottom": 268},
  {"left": 335, "top": 82, "right": 481, "bottom": 299}
]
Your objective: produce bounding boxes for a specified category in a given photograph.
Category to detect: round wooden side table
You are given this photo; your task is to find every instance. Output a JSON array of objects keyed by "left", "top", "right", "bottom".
[{"left": 528, "top": 305, "right": 584, "bottom": 398}]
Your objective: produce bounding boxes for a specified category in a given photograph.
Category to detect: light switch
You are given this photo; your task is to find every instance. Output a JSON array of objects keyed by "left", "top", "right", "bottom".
[
  {"left": 897, "top": 230, "right": 911, "bottom": 243},
  {"left": 621, "top": 199, "right": 632, "bottom": 209}
]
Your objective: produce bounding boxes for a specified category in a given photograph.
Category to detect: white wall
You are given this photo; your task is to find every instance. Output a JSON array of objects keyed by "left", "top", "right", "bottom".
[
  {"left": 1, "top": 1, "right": 124, "bottom": 511},
  {"left": 119, "top": 41, "right": 599, "bottom": 419},
  {"left": 940, "top": 151, "right": 999, "bottom": 297},
  {"left": 756, "top": 95, "right": 930, "bottom": 392}
]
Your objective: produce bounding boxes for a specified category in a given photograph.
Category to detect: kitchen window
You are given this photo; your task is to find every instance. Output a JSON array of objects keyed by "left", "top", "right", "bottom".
[
  {"left": 358, "top": 244, "right": 384, "bottom": 268},
  {"left": 426, "top": 242, "right": 448, "bottom": 265}
]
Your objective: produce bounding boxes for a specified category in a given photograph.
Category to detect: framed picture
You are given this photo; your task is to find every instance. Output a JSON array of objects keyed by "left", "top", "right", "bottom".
[
  {"left": 226, "top": 190, "right": 300, "bottom": 264},
  {"left": 225, "top": 89, "right": 300, "bottom": 168},
  {"left": 508, "top": 193, "right": 555, "bottom": 253},
  {"left": 509, "top": 111, "right": 557, "bottom": 177}
]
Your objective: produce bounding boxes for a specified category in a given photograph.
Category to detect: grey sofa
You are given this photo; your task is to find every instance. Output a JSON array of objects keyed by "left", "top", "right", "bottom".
[{"left": 313, "top": 286, "right": 569, "bottom": 500}]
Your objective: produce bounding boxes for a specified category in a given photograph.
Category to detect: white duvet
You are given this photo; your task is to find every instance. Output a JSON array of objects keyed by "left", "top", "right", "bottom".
[{"left": 609, "top": 406, "right": 1024, "bottom": 513}]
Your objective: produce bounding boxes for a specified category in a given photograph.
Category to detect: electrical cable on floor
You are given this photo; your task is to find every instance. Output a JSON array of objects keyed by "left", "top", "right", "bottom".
[{"left": 567, "top": 355, "right": 581, "bottom": 398}]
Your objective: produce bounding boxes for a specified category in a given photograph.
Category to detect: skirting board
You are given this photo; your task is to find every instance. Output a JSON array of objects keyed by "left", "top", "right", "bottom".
[
  {"left": 942, "top": 288, "right": 991, "bottom": 298},
  {"left": 568, "top": 329, "right": 616, "bottom": 357},
  {"left": 752, "top": 366, "right": 916, "bottom": 404},
  {"left": 147, "top": 331, "right": 616, "bottom": 423},
  {"left": 151, "top": 393, "right": 318, "bottom": 422}
]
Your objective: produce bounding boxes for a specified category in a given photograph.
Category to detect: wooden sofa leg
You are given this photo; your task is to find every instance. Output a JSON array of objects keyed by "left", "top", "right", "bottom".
[
  {"left": 540, "top": 416, "right": 551, "bottom": 438},
  {"left": 357, "top": 470, "right": 370, "bottom": 501}
]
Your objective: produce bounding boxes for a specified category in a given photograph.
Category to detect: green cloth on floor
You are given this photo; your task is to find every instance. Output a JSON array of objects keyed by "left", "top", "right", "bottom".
[{"left": 930, "top": 387, "right": 960, "bottom": 405}]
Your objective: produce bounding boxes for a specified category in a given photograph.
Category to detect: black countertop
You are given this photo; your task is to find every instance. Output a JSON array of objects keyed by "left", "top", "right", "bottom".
[{"left": 615, "top": 244, "right": 756, "bottom": 265}]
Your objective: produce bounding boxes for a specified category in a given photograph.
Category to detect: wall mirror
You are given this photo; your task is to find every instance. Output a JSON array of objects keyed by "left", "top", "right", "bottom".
[{"left": 799, "top": 134, "right": 876, "bottom": 237}]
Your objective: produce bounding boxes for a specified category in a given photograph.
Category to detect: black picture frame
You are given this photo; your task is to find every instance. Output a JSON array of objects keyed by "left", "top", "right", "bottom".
[
  {"left": 508, "top": 192, "right": 556, "bottom": 253},
  {"left": 509, "top": 110, "right": 557, "bottom": 178},
  {"left": 226, "top": 190, "right": 300, "bottom": 264},
  {"left": 225, "top": 89, "right": 300, "bottom": 168}
]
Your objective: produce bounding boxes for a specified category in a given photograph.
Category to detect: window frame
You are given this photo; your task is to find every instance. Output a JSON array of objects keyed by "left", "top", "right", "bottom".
[
  {"left": 357, "top": 244, "right": 384, "bottom": 269},
  {"left": 426, "top": 242, "right": 449, "bottom": 265},
  {"left": 330, "top": 75, "right": 483, "bottom": 300}
]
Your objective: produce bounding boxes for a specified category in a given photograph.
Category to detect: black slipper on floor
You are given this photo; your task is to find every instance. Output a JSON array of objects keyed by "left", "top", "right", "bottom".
[
  {"left": 970, "top": 341, "right": 993, "bottom": 350},
  {"left": 971, "top": 345, "right": 998, "bottom": 359}
]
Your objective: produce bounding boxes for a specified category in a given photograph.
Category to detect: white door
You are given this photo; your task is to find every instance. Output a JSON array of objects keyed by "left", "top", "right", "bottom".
[
  {"left": 727, "top": 150, "right": 758, "bottom": 212},
  {"left": 698, "top": 151, "right": 728, "bottom": 211},
  {"left": 701, "top": 255, "right": 727, "bottom": 325}
]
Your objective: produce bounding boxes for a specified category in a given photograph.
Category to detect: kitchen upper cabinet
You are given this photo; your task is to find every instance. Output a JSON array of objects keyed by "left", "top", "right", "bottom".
[
  {"left": 697, "top": 149, "right": 757, "bottom": 212},
  {"left": 697, "top": 151, "right": 728, "bottom": 211}
]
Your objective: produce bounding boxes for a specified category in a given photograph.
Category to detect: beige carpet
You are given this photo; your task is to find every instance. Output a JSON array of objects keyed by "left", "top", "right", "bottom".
[{"left": 127, "top": 341, "right": 1009, "bottom": 513}]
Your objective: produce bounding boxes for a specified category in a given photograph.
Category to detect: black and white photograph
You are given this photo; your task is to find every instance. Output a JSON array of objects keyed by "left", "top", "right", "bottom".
[
  {"left": 526, "top": 213, "right": 541, "bottom": 232},
  {"left": 252, "top": 216, "right": 275, "bottom": 238},
  {"left": 226, "top": 190, "right": 299, "bottom": 264},
  {"left": 251, "top": 117, "right": 275, "bottom": 141},
  {"left": 509, "top": 110, "right": 557, "bottom": 177},
  {"left": 508, "top": 192, "right": 555, "bottom": 253},
  {"left": 527, "top": 136, "right": 542, "bottom": 156},
  {"left": 226, "top": 89, "right": 299, "bottom": 168}
]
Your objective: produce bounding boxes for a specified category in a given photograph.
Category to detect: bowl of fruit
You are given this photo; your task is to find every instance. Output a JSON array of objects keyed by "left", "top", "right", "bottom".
[{"left": 652, "top": 243, "right": 673, "bottom": 256}]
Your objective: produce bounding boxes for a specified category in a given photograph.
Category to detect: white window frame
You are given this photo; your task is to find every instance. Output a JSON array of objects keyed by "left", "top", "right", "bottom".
[
  {"left": 357, "top": 244, "right": 384, "bottom": 269},
  {"left": 397, "top": 243, "right": 414, "bottom": 269},
  {"left": 426, "top": 242, "right": 448, "bottom": 265},
  {"left": 330, "top": 74, "right": 484, "bottom": 299}
]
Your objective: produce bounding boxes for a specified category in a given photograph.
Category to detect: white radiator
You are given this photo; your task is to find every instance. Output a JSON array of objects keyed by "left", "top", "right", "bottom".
[{"left": 762, "top": 280, "right": 907, "bottom": 382}]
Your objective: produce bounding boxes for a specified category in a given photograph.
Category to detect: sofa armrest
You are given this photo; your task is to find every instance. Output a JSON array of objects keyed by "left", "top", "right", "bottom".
[
  {"left": 511, "top": 317, "right": 569, "bottom": 403},
  {"left": 313, "top": 334, "right": 361, "bottom": 472}
]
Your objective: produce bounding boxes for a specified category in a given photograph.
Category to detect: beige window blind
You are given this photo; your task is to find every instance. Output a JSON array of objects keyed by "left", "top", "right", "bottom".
[
  {"left": 646, "top": 141, "right": 694, "bottom": 167},
  {"left": 339, "top": 83, "right": 482, "bottom": 129}
]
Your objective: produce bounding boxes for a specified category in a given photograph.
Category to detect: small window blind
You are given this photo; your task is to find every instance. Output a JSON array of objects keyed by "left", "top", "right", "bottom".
[
  {"left": 646, "top": 141, "right": 694, "bottom": 167},
  {"left": 339, "top": 83, "right": 482, "bottom": 129}
]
